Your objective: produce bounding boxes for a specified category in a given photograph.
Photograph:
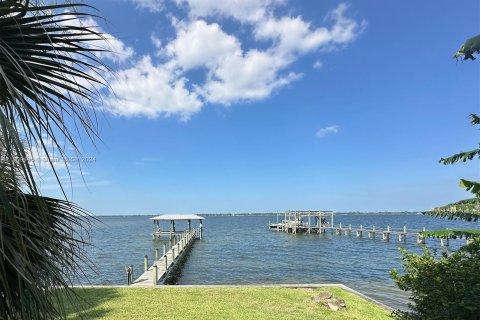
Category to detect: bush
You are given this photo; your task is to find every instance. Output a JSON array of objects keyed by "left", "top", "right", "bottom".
[{"left": 390, "top": 239, "right": 480, "bottom": 320}]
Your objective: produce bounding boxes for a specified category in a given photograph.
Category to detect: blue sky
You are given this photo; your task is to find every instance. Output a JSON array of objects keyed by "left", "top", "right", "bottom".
[{"left": 41, "top": 0, "right": 480, "bottom": 214}]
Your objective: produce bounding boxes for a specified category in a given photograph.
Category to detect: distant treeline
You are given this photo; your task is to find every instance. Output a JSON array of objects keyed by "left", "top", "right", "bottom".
[
  {"left": 200, "top": 211, "right": 420, "bottom": 216},
  {"left": 95, "top": 211, "right": 421, "bottom": 217}
]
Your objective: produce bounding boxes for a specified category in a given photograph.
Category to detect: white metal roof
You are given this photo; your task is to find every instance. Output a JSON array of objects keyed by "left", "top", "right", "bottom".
[{"left": 150, "top": 214, "right": 205, "bottom": 221}]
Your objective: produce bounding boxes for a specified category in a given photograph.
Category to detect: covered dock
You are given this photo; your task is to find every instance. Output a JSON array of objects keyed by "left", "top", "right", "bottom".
[
  {"left": 151, "top": 214, "right": 204, "bottom": 240},
  {"left": 269, "top": 210, "right": 334, "bottom": 233}
]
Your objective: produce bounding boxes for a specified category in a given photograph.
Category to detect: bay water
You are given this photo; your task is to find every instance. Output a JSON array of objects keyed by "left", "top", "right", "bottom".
[{"left": 81, "top": 213, "right": 478, "bottom": 309}]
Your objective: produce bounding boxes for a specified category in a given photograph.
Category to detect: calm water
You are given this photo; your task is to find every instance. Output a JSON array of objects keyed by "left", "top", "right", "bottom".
[{"left": 81, "top": 214, "right": 478, "bottom": 309}]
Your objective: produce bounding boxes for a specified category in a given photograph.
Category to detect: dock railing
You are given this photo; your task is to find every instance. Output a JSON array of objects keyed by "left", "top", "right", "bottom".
[
  {"left": 269, "top": 221, "right": 471, "bottom": 246},
  {"left": 130, "top": 227, "right": 199, "bottom": 287}
]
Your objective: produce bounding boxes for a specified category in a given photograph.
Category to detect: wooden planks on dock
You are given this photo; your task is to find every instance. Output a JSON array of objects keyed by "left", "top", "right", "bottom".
[
  {"left": 131, "top": 228, "right": 198, "bottom": 287},
  {"left": 269, "top": 222, "right": 429, "bottom": 244}
]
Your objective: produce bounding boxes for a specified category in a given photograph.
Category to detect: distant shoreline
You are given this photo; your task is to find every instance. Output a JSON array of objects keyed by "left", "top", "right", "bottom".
[{"left": 93, "top": 212, "right": 422, "bottom": 217}]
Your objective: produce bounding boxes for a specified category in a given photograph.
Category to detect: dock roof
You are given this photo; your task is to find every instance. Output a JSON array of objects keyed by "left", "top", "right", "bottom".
[{"left": 150, "top": 214, "right": 205, "bottom": 221}]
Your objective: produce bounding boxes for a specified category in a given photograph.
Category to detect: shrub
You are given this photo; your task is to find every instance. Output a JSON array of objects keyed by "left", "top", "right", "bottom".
[{"left": 390, "top": 239, "right": 480, "bottom": 320}]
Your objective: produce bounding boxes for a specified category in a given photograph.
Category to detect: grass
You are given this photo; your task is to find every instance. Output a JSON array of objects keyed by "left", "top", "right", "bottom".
[{"left": 66, "top": 286, "right": 393, "bottom": 320}]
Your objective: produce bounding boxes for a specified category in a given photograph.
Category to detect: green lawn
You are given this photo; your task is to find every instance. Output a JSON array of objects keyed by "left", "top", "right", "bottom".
[{"left": 66, "top": 286, "right": 393, "bottom": 319}]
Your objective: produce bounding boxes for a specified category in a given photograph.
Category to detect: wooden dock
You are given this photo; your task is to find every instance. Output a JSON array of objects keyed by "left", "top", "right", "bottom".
[
  {"left": 269, "top": 211, "right": 430, "bottom": 244},
  {"left": 270, "top": 222, "right": 427, "bottom": 244},
  {"left": 131, "top": 228, "right": 199, "bottom": 287},
  {"left": 151, "top": 214, "right": 204, "bottom": 240}
]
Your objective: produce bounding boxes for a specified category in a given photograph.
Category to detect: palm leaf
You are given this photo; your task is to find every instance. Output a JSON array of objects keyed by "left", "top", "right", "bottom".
[
  {"left": 459, "top": 179, "right": 480, "bottom": 197},
  {"left": 454, "top": 34, "right": 480, "bottom": 60},
  {"left": 0, "top": 185, "right": 95, "bottom": 319},
  {"left": 470, "top": 113, "right": 480, "bottom": 125},
  {"left": 0, "top": 1, "right": 108, "bottom": 318},
  {"left": 424, "top": 198, "right": 480, "bottom": 222},
  {"left": 0, "top": 0, "right": 107, "bottom": 197},
  {"left": 420, "top": 229, "right": 480, "bottom": 239},
  {"left": 439, "top": 145, "right": 480, "bottom": 165}
]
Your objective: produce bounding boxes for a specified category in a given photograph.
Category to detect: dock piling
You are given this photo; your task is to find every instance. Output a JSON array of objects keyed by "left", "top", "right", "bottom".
[
  {"left": 130, "top": 264, "right": 133, "bottom": 284},
  {"left": 416, "top": 234, "right": 426, "bottom": 245},
  {"left": 440, "top": 237, "right": 450, "bottom": 247},
  {"left": 136, "top": 219, "right": 203, "bottom": 287},
  {"left": 153, "top": 264, "right": 157, "bottom": 286},
  {"left": 356, "top": 224, "right": 363, "bottom": 238},
  {"left": 267, "top": 212, "right": 450, "bottom": 247},
  {"left": 368, "top": 226, "right": 376, "bottom": 239},
  {"left": 126, "top": 264, "right": 134, "bottom": 285},
  {"left": 126, "top": 265, "right": 133, "bottom": 285}
]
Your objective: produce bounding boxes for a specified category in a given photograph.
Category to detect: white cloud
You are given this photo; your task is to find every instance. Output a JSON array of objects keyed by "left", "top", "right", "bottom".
[
  {"left": 104, "top": 56, "right": 203, "bottom": 121},
  {"left": 132, "top": 0, "right": 163, "bottom": 12},
  {"left": 254, "top": 4, "right": 366, "bottom": 58},
  {"left": 99, "top": 36, "right": 135, "bottom": 64},
  {"left": 151, "top": 34, "right": 162, "bottom": 49},
  {"left": 316, "top": 125, "right": 340, "bottom": 138},
  {"left": 64, "top": 16, "right": 135, "bottom": 64},
  {"left": 199, "top": 49, "right": 302, "bottom": 104},
  {"left": 328, "top": 4, "right": 367, "bottom": 46},
  {"left": 166, "top": 20, "right": 241, "bottom": 70},
  {"left": 313, "top": 60, "right": 323, "bottom": 69},
  {"left": 175, "top": 0, "right": 283, "bottom": 22},
  {"left": 255, "top": 16, "right": 330, "bottom": 56},
  {"left": 102, "top": 2, "right": 365, "bottom": 119},
  {"left": 165, "top": 19, "right": 300, "bottom": 104}
]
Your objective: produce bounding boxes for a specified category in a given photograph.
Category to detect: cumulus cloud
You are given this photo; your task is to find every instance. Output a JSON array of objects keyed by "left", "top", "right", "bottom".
[
  {"left": 313, "top": 60, "right": 323, "bottom": 69},
  {"left": 174, "top": 0, "right": 283, "bottom": 22},
  {"left": 166, "top": 20, "right": 241, "bottom": 70},
  {"left": 65, "top": 16, "right": 135, "bottom": 64},
  {"left": 199, "top": 49, "right": 302, "bottom": 104},
  {"left": 316, "top": 125, "right": 340, "bottom": 138},
  {"left": 103, "top": 2, "right": 365, "bottom": 120},
  {"left": 254, "top": 5, "right": 366, "bottom": 57},
  {"left": 132, "top": 0, "right": 163, "bottom": 12},
  {"left": 104, "top": 56, "right": 203, "bottom": 121},
  {"left": 165, "top": 19, "right": 300, "bottom": 105}
]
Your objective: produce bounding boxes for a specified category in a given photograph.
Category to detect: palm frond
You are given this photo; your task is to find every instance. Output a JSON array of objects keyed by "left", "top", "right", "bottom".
[
  {"left": 0, "top": 184, "right": 94, "bottom": 319},
  {"left": 439, "top": 145, "right": 480, "bottom": 165},
  {"left": 420, "top": 229, "right": 480, "bottom": 239},
  {"left": 0, "top": 0, "right": 107, "bottom": 196},
  {"left": 424, "top": 198, "right": 480, "bottom": 222},
  {"left": 454, "top": 34, "right": 480, "bottom": 60},
  {"left": 459, "top": 179, "right": 480, "bottom": 197},
  {"left": 0, "top": 1, "right": 108, "bottom": 319},
  {"left": 470, "top": 113, "right": 480, "bottom": 125}
]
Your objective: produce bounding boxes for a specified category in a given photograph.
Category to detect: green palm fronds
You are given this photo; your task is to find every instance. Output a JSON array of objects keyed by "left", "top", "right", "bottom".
[
  {"left": 0, "top": 0, "right": 106, "bottom": 195},
  {"left": 420, "top": 229, "right": 480, "bottom": 239},
  {"left": 0, "top": 0, "right": 108, "bottom": 318},
  {"left": 425, "top": 198, "right": 480, "bottom": 222},
  {"left": 0, "top": 189, "right": 93, "bottom": 319},
  {"left": 454, "top": 34, "right": 480, "bottom": 60}
]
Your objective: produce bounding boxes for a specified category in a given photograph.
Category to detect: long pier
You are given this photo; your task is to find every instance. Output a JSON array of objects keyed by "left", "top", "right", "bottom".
[
  {"left": 268, "top": 211, "right": 435, "bottom": 244},
  {"left": 270, "top": 222, "right": 428, "bottom": 244},
  {"left": 131, "top": 228, "right": 199, "bottom": 287}
]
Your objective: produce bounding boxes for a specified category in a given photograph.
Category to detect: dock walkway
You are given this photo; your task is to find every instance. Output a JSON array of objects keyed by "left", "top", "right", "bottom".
[
  {"left": 268, "top": 211, "right": 432, "bottom": 244},
  {"left": 131, "top": 228, "right": 198, "bottom": 287},
  {"left": 270, "top": 222, "right": 426, "bottom": 243}
]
